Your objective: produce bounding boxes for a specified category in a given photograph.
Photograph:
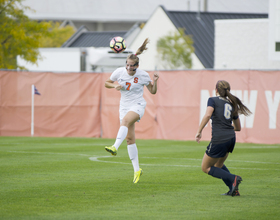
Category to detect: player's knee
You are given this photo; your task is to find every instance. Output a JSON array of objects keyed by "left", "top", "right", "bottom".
[
  {"left": 214, "top": 163, "right": 223, "bottom": 168},
  {"left": 121, "top": 119, "right": 129, "bottom": 127},
  {"left": 201, "top": 166, "right": 209, "bottom": 174},
  {"left": 126, "top": 137, "right": 134, "bottom": 145}
]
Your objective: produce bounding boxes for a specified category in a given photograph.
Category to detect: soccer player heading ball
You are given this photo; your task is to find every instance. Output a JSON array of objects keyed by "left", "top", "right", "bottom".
[
  {"left": 196, "top": 80, "right": 252, "bottom": 196},
  {"left": 104, "top": 38, "right": 159, "bottom": 183}
]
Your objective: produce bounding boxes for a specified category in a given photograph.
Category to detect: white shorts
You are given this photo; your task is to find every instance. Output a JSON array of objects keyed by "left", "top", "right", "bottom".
[{"left": 119, "top": 102, "right": 146, "bottom": 123}]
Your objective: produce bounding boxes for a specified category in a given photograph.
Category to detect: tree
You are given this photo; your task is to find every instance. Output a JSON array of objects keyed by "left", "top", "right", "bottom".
[
  {"left": 157, "top": 28, "right": 194, "bottom": 69},
  {"left": 0, "top": 0, "right": 51, "bottom": 69},
  {"left": 39, "top": 21, "right": 75, "bottom": 48}
]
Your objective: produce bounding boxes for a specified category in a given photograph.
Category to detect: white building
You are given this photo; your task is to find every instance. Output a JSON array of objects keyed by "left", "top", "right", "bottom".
[
  {"left": 18, "top": 0, "right": 279, "bottom": 71},
  {"left": 215, "top": 0, "right": 280, "bottom": 69},
  {"left": 23, "top": 0, "right": 268, "bottom": 31}
]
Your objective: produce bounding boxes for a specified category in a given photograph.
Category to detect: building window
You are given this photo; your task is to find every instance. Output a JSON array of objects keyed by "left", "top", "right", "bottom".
[{"left": 276, "top": 42, "right": 280, "bottom": 52}]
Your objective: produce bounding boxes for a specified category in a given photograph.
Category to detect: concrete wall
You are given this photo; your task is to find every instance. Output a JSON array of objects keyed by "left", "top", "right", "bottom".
[
  {"left": 17, "top": 47, "right": 131, "bottom": 73},
  {"left": 17, "top": 48, "right": 82, "bottom": 72},
  {"left": 215, "top": 19, "right": 280, "bottom": 69},
  {"left": 268, "top": 0, "right": 280, "bottom": 61}
]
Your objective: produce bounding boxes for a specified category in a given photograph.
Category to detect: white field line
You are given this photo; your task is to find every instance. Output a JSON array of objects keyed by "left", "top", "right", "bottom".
[
  {"left": 6, "top": 151, "right": 92, "bottom": 157},
  {"left": 89, "top": 156, "right": 280, "bottom": 170},
  {"left": 0, "top": 143, "right": 107, "bottom": 146},
  {"left": 3, "top": 150, "right": 280, "bottom": 170},
  {"left": 1, "top": 143, "right": 279, "bottom": 148},
  {"left": 142, "top": 157, "right": 280, "bottom": 165}
]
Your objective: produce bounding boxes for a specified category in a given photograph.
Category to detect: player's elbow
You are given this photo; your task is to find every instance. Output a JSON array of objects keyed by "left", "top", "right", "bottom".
[
  {"left": 234, "top": 124, "right": 241, "bottom": 131},
  {"left": 233, "top": 118, "right": 241, "bottom": 132},
  {"left": 235, "top": 127, "right": 241, "bottom": 131}
]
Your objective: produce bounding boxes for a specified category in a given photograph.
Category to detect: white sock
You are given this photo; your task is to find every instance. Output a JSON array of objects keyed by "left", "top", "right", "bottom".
[
  {"left": 127, "top": 144, "right": 140, "bottom": 172},
  {"left": 113, "top": 126, "right": 128, "bottom": 150}
]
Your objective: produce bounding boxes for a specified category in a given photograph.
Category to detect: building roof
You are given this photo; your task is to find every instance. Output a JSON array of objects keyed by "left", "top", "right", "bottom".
[
  {"left": 164, "top": 8, "right": 268, "bottom": 68},
  {"left": 62, "top": 26, "right": 127, "bottom": 47}
]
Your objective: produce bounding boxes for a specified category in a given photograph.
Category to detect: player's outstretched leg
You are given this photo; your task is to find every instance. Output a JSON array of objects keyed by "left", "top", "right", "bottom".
[
  {"left": 104, "top": 126, "right": 128, "bottom": 156},
  {"left": 133, "top": 168, "right": 143, "bottom": 183},
  {"left": 105, "top": 145, "right": 117, "bottom": 156},
  {"left": 230, "top": 175, "right": 242, "bottom": 196}
]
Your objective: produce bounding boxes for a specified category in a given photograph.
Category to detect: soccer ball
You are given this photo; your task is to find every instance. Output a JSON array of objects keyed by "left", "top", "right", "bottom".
[{"left": 110, "top": 36, "right": 126, "bottom": 53}]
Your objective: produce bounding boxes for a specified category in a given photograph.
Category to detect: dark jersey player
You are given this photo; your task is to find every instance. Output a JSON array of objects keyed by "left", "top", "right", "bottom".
[{"left": 195, "top": 80, "right": 252, "bottom": 196}]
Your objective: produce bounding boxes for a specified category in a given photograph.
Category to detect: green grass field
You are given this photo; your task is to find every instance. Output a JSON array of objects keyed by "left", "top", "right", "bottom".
[{"left": 0, "top": 137, "right": 279, "bottom": 220}]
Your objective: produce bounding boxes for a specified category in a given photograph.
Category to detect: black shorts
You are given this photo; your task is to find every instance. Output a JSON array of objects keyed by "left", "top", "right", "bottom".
[{"left": 205, "top": 137, "right": 236, "bottom": 158}]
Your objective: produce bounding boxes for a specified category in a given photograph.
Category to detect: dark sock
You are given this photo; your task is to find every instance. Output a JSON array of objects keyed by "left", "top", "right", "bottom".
[
  {"left": 221, "top": 164, "right": 230, "bottom": 172},
  {"left": 208, "top": 166, "right": 235, "bottom": 186},
  {"left": 221, "top": 165, "right": 232, "bottom": 190}
]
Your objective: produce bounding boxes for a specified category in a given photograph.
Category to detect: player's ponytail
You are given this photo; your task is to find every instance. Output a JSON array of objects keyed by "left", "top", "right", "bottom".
[
  {"left": 127, "top": 38, "right": 149, "bottom": 65},
  {"left": 216, "top": 80, "right": 252, "bottom": 116},
  {"left": 135, "top": 38, "right": 149, "bottom": 56}
]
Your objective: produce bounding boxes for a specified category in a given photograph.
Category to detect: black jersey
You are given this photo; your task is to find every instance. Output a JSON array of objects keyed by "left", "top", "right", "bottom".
[{"left": 207, "top": 96, "right": 238, "bottom": 144}]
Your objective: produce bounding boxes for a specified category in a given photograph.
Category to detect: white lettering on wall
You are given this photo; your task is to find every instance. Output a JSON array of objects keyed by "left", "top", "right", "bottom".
[{"left": 265, "top": 91, "right": 280, "bottom": 129}]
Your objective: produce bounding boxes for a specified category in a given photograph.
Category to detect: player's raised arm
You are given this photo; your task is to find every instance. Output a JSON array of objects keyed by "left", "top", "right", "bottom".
[{"left": 147, "top": 72, "right": 159, "bottom": 94}]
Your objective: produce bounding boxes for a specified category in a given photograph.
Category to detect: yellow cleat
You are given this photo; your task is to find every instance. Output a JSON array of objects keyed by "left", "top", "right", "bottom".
[
  {"left": 133, "top": 168, "right": 143, "bottom": 183},
  {"left": 105, "top": 145, "right": 117, "bottom": 156}
]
